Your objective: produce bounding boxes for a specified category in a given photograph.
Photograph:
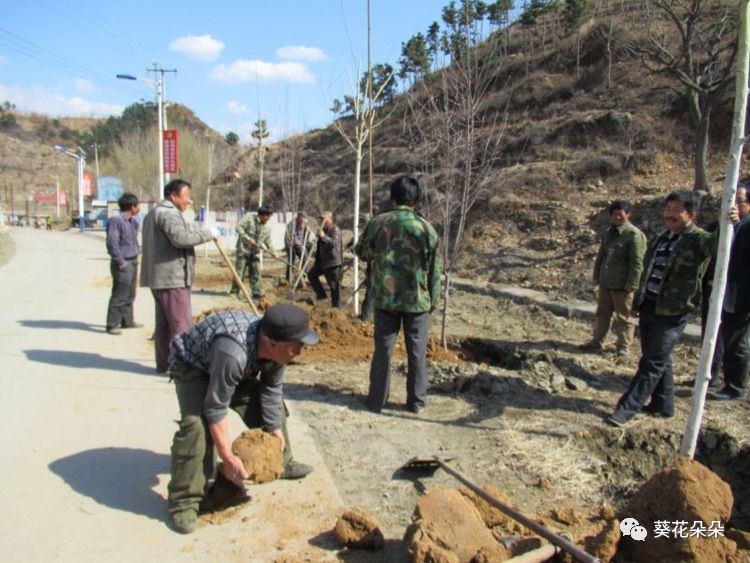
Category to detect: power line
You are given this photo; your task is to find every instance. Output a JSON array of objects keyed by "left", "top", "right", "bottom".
[{"left": 0, "top": 27, "right": 141, "bottom": 98}]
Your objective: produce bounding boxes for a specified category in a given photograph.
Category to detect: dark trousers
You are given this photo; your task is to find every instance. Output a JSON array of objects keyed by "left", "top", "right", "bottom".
[
  {"left": 106, "top": 259, "right": 137, "bottom": 329},
  {"left": 152, "top": 288, "right": 193, "bottom": 372},
  {"left": 360, "top": 263, "right": 374, "bottom": 322},
  {"left": 366, "top": 309, "right": 430, "bottom": 412},
  {"left": 616, "top": 299, "right": 689, "bottom": 416},
  {"left": 720, "top": 310, "right": 750, "bottom": 396},
  {"left": 167, "top": 365, "right": 292, "bottom": 514},
  {"left": 308, "top": 263, "right": 341, "bottom": 307}
]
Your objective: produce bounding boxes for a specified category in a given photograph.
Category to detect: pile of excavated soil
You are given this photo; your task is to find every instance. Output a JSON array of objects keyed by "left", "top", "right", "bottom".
[
  {"left": 232, "top": 429, "right": 283, "bottom": 483},
  {"left": 333, "top": 507, "right": 385, "bottom": 550},
  {"left": 404, "top": 486, "right": 509, "bottom": 562},
  {"left": 459, "top": 484, "right": 619, "bottom": 562},
  {"left": 624, "top": 458, "right": 736, "bottom": 562}
]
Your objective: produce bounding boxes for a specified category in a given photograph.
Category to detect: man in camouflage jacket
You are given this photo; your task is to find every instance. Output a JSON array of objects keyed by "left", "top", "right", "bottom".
[
  {"left": 607, "top": 190, "right": 732, "bottom": 426},
  {"left": 582, "top": 200, "right": 646, "bottom": 357},
  {"left": 232, "top": 205, "right": 276, "bottom": 298},
  {"left": 355, "top": 176, "right": 441, "bottom": 414}
]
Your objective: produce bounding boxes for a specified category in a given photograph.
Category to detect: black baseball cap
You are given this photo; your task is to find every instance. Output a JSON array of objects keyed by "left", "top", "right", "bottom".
[{"left": 261, "top": 304, "right": 319, "bottom": 345}]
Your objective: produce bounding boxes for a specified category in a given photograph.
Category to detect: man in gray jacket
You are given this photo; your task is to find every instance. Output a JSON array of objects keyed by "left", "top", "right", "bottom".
[
  {"left": 167, "top": 304, "right": 318, "bottom": 534},
  {"left": 581, "top": 200, "right": 646, "bottom": 358},
  {"left": 140, "top": 179, "right": 214, "bottom": 373}
]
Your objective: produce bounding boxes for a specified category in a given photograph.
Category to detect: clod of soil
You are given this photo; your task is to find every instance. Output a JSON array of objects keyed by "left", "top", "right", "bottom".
[
  {"left": 458, "top": 485, "right": 526, "bottom": 535},
  {"left": 581, "top": 518, "right": 621, "bottom": 563},
  {"left": 231, "top": 429, "right": 283, "bottom": 483},
  {"left": 625, "top": 458, "right": 736, "bottom": 562},
  {"left": 404, "top": 487, "right": 509, "bottom": 562},
  {"left": 333, "top": 507, "right": 385, "bottom": 550}
]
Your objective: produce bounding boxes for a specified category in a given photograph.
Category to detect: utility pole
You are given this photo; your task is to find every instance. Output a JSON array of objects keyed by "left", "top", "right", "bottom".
[
  {"left": 148, "top": 63, "right": 177, "bottom": 191},
  {"left": 94, "top": 143, "right": 100, "bottom": 199}
]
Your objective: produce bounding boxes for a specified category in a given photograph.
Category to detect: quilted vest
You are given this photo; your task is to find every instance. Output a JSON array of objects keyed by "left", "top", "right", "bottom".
[{"left": 169, "top": 310, "right": 262, "bottom": 371}]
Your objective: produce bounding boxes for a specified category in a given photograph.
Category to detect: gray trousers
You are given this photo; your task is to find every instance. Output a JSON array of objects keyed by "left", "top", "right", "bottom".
[
  {"left": 106, "top": 259, "right": 137, "bottom": 329},
  {"left": 366, "top": 309, "right": 430, "bottom": 412}
]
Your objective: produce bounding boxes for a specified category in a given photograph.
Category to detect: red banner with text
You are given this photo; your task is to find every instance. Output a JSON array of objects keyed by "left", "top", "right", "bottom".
[
  {"left": 83, "top": 173, "right": 94, "bottom": 197},
  {"left": 163, "top": 129, "right": 179, "bottom": 173}
]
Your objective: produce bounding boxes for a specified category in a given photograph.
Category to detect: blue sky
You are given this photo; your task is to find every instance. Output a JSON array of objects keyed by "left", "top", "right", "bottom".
[{"left": 1, "top": 0, "right": 452, "bottom": 143}]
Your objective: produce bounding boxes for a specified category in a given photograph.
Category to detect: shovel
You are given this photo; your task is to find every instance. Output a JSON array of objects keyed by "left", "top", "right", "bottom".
[
  {"left": 399, "top": 456, "right": 600, "bottom": 563},
  {"left": 213, "top": 239, "right": 259, "bottom": 315}
]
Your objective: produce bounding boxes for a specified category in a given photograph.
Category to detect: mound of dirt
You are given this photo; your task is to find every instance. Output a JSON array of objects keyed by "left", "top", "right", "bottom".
[
  {"left": 625, "top": 458, "right": 736, "bottom": 562},
  {"left": 458, "top": 485, "right": 525, "bottom": 533},
  {"left": 404, "top": 487, "right": 508, "bottom": 562},
  {"left": 333, "top": 507, "right": 385, "bottom": 550},
  {"left": 231, "top": 429, "right": 283, "bottom": 483}
]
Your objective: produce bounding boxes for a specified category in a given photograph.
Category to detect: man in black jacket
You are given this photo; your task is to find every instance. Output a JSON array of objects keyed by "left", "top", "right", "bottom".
[
  {"left": 308, "top": 211, "right": 343, "bottom": 308},
  {"left": 709, "top": 185, "right": 750, "bottom": 400}
]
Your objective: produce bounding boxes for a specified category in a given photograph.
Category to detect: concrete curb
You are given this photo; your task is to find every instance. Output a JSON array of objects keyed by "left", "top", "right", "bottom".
[{"left": 451, "top": 277, "right": 703, "bottom": 343}]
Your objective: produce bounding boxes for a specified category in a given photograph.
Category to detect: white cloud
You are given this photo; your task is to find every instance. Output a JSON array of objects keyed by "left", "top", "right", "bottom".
[
  {"left": 275, "top": 45, "right": 327, "bottom": 62},
  {"left": 0, "top": 83, "right": 123, "bottom": 117},
  {"left": 225, "top": 100, "right": 248, "bottom": 114},
  {"left": 73, "top": 78, "right": 94, "bottom": 94},
  {"left": 170, "top": 34, "right": 225, "bottom": 61},
  {"left": 210, "top": 60, "right": 314, "bottom": 84}
]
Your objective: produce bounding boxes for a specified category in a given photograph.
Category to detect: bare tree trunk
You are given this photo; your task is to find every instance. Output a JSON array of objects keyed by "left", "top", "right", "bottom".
[
  {"left": 681, "top": 0, "right": 750, "bottom": 457},
  {"left": 440, "top": 273, "right": 452, "bottom": 348},
  {"left": 694, "top": 107, "right": 712, "bottom": 192}
]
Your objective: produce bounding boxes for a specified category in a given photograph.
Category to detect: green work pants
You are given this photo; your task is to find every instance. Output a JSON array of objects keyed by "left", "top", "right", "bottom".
[
  {"left": 230, "top": 252, "right": 262, "bottom": 298},
  {"left": 167, "top": 364, "right": 292, "bottom": 515}
]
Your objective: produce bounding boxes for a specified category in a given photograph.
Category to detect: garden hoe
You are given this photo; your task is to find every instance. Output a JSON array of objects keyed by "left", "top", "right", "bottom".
[{"left": 399, "top": 455, "right": 600, "bottom": 563}]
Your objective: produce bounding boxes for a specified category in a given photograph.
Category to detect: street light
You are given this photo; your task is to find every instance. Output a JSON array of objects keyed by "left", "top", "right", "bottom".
[
  {"left": 55, "top": 145, "right": 86, "bottom": 232},
  {"left": 117, "top": 73, "right": 164, "bottom": 202}
]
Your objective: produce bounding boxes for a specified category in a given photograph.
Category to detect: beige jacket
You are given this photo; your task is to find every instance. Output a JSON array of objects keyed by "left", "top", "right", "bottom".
[{"left": 139, "top": 200, "right": 213, "bottom": 289}]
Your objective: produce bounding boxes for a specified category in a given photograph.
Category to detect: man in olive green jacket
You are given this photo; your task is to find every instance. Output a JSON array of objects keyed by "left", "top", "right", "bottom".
[
  {"left": 582, "top": 200, "right": 646, "bottom": 357},
  {"left": 607, "top": 190, "right": 736, "bottom": 427}
]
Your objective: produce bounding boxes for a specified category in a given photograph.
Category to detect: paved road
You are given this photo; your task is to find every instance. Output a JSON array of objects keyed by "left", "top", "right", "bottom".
[{"left": 0, "top": 228, "right": 344, "bottom": 562}]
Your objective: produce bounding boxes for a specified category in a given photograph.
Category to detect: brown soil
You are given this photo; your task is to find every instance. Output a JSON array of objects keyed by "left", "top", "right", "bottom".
[
  {"left": 625, "top": 459, "right": 736, "bottom": 562},
  {"left": 232, "top": 429, "right": 283, "bottom": 483},
  {"left": 403, "top": 486, "right": 509, "bottom": 562},
  {"left": 333, "top": 507, "right": 385, "bottom": 550}
]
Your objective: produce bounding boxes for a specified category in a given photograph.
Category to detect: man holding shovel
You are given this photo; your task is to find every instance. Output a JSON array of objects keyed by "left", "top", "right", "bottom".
[
  {"left": 232, "top": 205, "right": 277, "bottom": 299},
  {"left": 167, "top": 304, "right": 318, "bottom": 534}
]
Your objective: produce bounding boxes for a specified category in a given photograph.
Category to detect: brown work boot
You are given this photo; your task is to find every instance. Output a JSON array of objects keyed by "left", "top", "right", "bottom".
[{"left": 198, "top": 472, "right": 251, "bottom": 514}]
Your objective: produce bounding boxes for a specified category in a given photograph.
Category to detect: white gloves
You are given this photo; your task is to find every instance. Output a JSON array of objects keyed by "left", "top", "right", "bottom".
[{"left": 209, "top": 225, "right": 221, "bottom": 240}]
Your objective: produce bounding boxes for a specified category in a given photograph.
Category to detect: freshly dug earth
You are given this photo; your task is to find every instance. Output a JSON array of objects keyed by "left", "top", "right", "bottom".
[
  {"left": 191, "top": 259, "right": 750, "bottom": 561},
  {"left": 232, "top": 429, "right": 283, "bottom": 483},
  {"left": 333, "top": 507, "right": 385, "bottom": 550},
  {"left": 625, "top": 458, "right": 736, "bottom": 562},
  {"left": 404, "top": 486, "right": 509, "bottom": 562}
]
